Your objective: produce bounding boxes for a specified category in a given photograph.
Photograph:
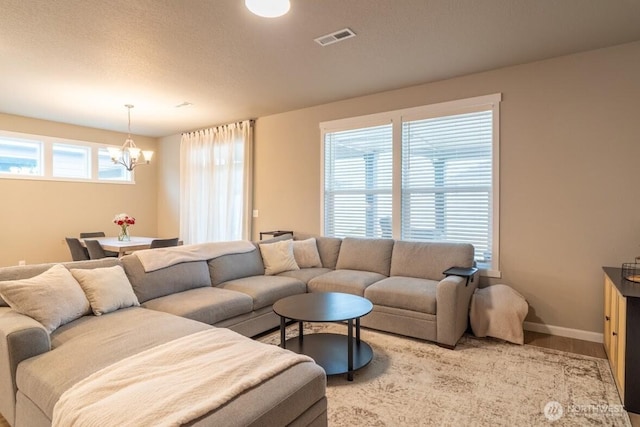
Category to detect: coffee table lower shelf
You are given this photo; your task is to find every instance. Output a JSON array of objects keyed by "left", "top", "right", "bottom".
[{"left": 283, "top": 333, "right": 373, "bottom": 376}]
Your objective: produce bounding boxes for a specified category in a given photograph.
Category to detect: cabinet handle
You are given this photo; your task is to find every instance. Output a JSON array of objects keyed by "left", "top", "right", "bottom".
[
  {"left": 612, "top": 331, "right": 617, "bottom": 336},
  {"left": 605, "top": 316, "right": 610, "bottom": 321}
]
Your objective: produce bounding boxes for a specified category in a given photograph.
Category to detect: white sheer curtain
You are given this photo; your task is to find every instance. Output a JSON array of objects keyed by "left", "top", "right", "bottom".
[{"left": 180, "top": 120, "right": 253, "bottom": 244}]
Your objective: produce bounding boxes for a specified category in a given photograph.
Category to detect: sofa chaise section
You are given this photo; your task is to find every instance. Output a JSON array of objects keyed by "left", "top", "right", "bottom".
[
  {"left": 14, "top": 307, "right": 326, "bottom": 427},
  {"left": 16, "top": 308, "right": 211, "bottom": 426}
]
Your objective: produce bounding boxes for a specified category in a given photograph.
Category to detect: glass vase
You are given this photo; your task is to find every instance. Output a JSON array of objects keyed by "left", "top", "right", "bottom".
[{"left": 118, "top": 225, "right": 130, "bottom": 241}]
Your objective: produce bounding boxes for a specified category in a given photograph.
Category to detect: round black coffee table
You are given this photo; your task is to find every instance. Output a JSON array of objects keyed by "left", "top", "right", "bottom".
[{"left": 272, "top": 292, "right": 373, "bottom": 381}]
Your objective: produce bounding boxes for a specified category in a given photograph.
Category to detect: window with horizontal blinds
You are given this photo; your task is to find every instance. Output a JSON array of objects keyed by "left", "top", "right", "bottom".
[
  {"left": 402, "top": 110, "right": 493, "bottom": 265},
  {"left": 321, "top": 94, "right": 500, "bottom": 275},
  {"left": 324, "top": 124, "right": 393, "bottom": 238}
]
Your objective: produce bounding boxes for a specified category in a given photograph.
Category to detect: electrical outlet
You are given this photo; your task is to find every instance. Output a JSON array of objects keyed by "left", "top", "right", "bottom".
[
  {"left": 253, "top": 210, "right": 259, "bottom": 218},
  {"left": 18, "top": 260, "right": 26, "bottom": 266}
]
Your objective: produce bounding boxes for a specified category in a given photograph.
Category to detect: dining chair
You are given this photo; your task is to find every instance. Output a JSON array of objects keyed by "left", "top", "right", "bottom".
[
  {"left": 65, "top": 237, "right": 89, "bottom": 261},
  {"left": 79, "top": 231, "right": 106, "bottom": 238},
  {"left": 149, "top": 238, "right": 180, "bottom": 249},
  {"left": 85, "top": 239, "right": 117, "bottom": 259},
  {"left": 79, "top": 232, "right": 119, "bottom": 257}
]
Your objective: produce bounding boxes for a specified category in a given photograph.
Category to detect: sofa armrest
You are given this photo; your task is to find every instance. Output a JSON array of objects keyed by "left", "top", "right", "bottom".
[
  {"left": 435, "top": 274, "right": 478, "bottom": 348},
  {"left": 0, "top": 308, "right": 50, "bottom": 425}
]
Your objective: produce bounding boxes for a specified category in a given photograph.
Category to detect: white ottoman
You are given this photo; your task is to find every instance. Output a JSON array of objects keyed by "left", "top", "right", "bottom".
[{"left": 470, "top": 284, "right": 528, "bottom": 345}]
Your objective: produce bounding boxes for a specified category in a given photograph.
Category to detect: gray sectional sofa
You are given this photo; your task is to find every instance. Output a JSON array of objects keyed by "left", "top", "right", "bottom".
[{"left": 0, "top": 233, "right": 476, "bottom": 426}]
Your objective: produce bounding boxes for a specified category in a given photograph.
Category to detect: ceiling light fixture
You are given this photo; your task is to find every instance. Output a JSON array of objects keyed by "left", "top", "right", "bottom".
[
  {"left": 107, "top": 104, "right": 153, "bottom": 172},
  {"left": 245, "top": 0, "right": 290, "bottom": 18}
]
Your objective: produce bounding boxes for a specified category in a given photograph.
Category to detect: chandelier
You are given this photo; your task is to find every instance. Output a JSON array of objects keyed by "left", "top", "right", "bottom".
[
  {"left": 245, "top": 0, "right": 290, "bottom": 18},
  {"left": 107, "top": 104, "right": 153, "bottom": 171}
]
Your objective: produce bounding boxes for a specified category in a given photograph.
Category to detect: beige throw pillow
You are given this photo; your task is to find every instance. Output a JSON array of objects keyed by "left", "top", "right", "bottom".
[
  {"left": 0, "top": 264, "right": 90, "bottom": 333},
  {"left": 71, "top": 265, "right": 140, "bottom": 315},
  {"left": 259, "top": 239, "right": 299, "bottom": 275},
  {"left": 292, "top": 238, "right": 322, "bottom": 268}
]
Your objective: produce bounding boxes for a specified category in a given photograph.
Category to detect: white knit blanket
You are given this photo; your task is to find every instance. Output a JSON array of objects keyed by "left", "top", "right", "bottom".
[
  {"left": 52, "top": 328, "right": 314, "bottom": 427},
  {"left": 134, "top": 240, "right": 256, "bottom": 272}
]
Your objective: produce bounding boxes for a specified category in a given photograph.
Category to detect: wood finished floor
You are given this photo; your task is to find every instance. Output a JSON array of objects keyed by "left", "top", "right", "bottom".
[
  {"left": 0, "top": 331, "right": 637, "bottom": 427},
  {"left": 524, "top": 330, "right": 607, "bottom": 358}
]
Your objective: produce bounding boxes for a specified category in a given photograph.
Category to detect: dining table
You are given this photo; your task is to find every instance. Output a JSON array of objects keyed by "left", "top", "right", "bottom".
[{"left": 80, "top": 237, "right": 164, "bottom": 257}]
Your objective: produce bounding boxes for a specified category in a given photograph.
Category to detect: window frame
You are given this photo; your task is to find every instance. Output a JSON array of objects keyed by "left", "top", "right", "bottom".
[
  {"left": 320, "top": 94, "right": 501, "bottom": 277},
  {"left": 0, "top": 130, "right": 134, "bottom": 184}
]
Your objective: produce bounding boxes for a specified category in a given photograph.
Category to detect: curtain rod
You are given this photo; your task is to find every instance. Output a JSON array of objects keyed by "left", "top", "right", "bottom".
[{"left": 181, "top": 119, "right": 255, "bottom": 136}]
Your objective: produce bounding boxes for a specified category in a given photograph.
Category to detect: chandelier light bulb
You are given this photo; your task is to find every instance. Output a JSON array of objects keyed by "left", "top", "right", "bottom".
[{"left": 245, "top": 0, "right": 290, "bottom": 18}]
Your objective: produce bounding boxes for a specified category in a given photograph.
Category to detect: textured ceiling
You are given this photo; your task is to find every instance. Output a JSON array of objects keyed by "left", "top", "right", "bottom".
[{"left": 1, "top": 0, "right": 640, "bottom": 137}]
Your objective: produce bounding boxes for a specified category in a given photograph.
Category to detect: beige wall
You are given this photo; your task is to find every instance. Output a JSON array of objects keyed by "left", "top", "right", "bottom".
[
  {"left": 0, "top": 113, "right": 158, "bottom": 267},
  {"left": 157, "top": 134, "right": 181, "bottom": 238},
  {"left": 6, "top": 39, "right": 636, "bottom": 337},
  {"left": 248, "top": 41, "right": 640, "bottom": 335}
]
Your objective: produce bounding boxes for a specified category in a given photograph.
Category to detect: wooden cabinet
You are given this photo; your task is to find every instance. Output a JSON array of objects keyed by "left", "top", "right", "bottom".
[
  {"left": 604, "top": 275, "right": 626, "bottom": 399},
  {"left": 603, "top": 267, "right": 640, "bottom": 414}
]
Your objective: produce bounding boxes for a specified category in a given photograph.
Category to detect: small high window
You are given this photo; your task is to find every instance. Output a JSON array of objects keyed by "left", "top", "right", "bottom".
[
  {"left": 0, "top": 137, "right": 42, "bottom": 176},
  {"left": 53, "top": 143, "right": 91, "bottom": 179},
  {"left": 0, "top": 130, "right": 134, "bottom": 184}
]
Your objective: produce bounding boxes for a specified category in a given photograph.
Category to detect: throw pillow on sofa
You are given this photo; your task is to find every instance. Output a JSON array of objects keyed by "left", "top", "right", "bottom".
[
  {"left": 259, "top": 239, "right": 300, "bottom": 275},
  {"left": 71, "top": 265, "right": 140, "bottom": 315},
  {"left": 0, "top": 264, "right": 90, "bottom": 332},
  {"left": 292, "top": 238, "right": 322, "bottom": 268}
]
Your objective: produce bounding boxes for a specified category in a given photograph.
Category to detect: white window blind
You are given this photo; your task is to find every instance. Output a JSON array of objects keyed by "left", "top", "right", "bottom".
[
  {"left": 324, "top": 124, "right": 393, "bottom": 238},
  {"left": 402, "top": 110, "right": 493, "bottom": 265}
]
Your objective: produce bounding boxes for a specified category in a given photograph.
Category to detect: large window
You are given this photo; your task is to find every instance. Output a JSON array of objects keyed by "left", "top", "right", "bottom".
[
  {"left": 0, "top": 130, "right": 132, "bottom": 183},
  {"left": 322, "top": 94, "right": 501, "bottom": 275}
]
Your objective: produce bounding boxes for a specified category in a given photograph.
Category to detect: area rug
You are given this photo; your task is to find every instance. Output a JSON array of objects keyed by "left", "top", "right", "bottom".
[{"left": 258, "top": 323, "right": 631, "bottom": 426}]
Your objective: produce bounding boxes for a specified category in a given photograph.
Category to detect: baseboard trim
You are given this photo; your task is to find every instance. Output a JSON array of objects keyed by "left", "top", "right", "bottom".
[{"left": 523, "top": 321, "right": 603, "bottom": 344}]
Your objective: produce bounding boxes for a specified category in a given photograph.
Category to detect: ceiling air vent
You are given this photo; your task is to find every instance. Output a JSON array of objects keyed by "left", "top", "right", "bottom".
[{"left": 314, "top": 28, "right": 356, "bottom": 47}]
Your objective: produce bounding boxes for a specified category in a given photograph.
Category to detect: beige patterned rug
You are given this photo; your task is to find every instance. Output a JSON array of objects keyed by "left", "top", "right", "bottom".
[{"left": 258, "top": 323, "right": 631, "bottom": 426}]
